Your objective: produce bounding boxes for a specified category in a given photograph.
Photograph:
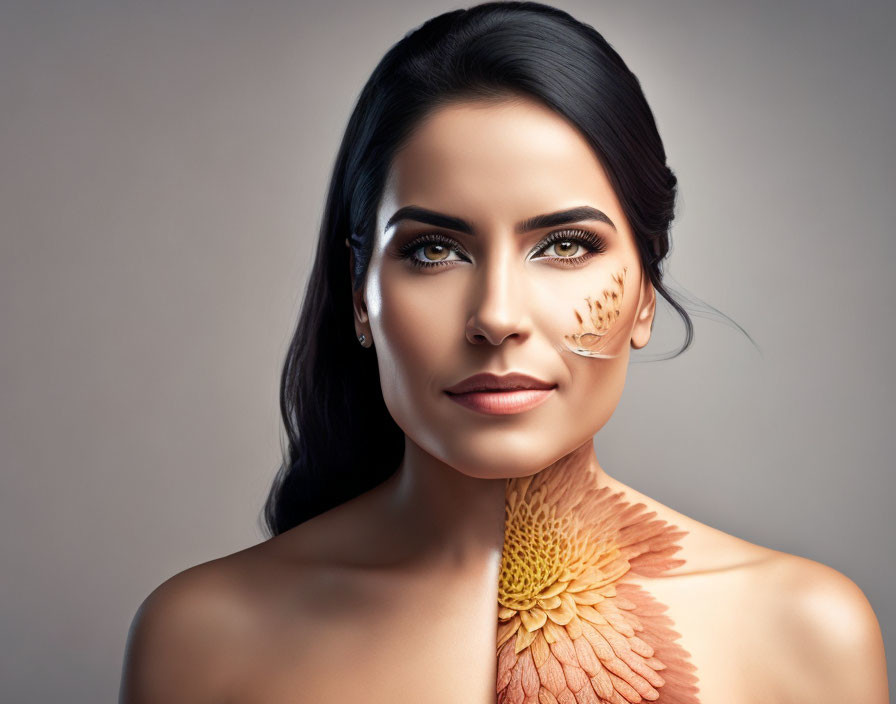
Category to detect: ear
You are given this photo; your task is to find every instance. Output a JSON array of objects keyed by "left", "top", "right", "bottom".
[
  {"left": 346, "top": 238, "right": 371, "bottom": 328},
  {"left": 630, "top": 270, "right": 656, "bottom": 350}
]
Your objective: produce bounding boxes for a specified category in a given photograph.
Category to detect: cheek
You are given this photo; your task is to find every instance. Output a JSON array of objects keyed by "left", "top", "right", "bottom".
[
  {"left": 562, "top": 266, "right": 630, "bottom": 359},
  {"left": 368, "top": 269, "right": 486, "bottom": 466},
  {"left": 529, "top": 262, "right": 634, "bottom": 359},
  {"left": 531, "top": 263, "right": 634, "bottom": 429},
  {"left": 366, "top": 269, "right": 459, "bottom": 399}
]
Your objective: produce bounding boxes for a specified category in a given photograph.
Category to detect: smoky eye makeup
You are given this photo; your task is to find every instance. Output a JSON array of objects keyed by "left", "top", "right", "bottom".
[
  {"left": 393, "top": 232, "right": 466, "bottom": 268},
  {"left": 533, "top": 229, "right": 608, "bottom": 266},
  {"left": 391, "top": 228, "right": 609, "bottom": 270}
]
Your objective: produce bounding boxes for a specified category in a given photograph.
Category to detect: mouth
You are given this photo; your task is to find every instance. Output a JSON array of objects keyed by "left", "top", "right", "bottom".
[{"left": 444, "top": 372, "right": 557, "bottom": 415}]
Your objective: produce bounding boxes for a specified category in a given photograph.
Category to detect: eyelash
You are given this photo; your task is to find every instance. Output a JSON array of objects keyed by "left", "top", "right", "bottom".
[{"left": 396, "top": 229, "right": 608, "bottom": 270}]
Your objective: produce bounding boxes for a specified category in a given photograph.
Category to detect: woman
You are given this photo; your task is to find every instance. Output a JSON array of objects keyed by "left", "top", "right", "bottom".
[{"left": 120, "top": 3, "right": 889, "bottom": 703}]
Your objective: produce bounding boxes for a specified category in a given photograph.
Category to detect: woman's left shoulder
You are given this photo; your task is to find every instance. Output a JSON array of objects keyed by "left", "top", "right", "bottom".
[
  {"left": 609, "top": 478, "right": 890, "bottom": 702},
  {"left": 754, "top": 549, "right": 884, "bottom": 646},
  {"left": 762, "top": 551, "right": 887, "bottom": 648},
  {"left": 741, "top": 549, "right": 889, "bottom": 702}
]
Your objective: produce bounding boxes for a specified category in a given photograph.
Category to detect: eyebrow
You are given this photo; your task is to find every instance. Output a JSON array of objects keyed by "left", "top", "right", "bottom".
[{"left": 384, "top": 205, "right": 617, "bottom": 235}]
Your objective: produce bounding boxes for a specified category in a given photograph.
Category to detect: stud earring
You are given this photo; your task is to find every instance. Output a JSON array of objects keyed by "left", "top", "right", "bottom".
[{"left": 358, "top": 334, "right": 367, "bottom": 346}]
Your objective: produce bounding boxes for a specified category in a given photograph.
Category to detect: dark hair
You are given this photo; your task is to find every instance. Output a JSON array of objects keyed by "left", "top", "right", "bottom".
[{"left": 261, "top": 1, "right": 741, "bottom": 537}]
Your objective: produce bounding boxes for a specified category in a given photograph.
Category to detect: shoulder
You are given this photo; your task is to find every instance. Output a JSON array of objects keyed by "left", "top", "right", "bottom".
[
  {"left": 753, "top": 552, "right": 889, "bottom": 703},
  {"left": 603, "top": 479, "right": 889, "bottom": 701},
  {"left": 119, "top": 553, "right": 268, "bottom": 704}
]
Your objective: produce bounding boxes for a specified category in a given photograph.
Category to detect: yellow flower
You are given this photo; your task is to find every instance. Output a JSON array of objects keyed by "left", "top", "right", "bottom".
[{"left": 496, "top": 465, "right": 700, "bottom": 704}]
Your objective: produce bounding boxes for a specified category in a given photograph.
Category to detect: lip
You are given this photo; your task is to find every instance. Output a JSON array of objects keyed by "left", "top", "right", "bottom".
[
  {"left": 444, "top": 372, "right": 557, "bottom": 416},
  {"left": 444, "top": 372, "right": 556, "bottom": 394}
]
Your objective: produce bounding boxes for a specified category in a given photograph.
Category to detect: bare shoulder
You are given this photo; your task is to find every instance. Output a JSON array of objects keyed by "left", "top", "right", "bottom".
[
  {"left": 753, "top": 552, "right": 890, "bottom": 703},
  {"left": 670, "top": 515, "right": 890, "bottom": 703},
  {"left": 118, "top": 521, "right": 367, "bottom": 704},
  {"left": 119, "top": 548, "right": 273, "bottom": 704},
  {"left": 603, "top": 476, "right": 889, "bottom": 702}
]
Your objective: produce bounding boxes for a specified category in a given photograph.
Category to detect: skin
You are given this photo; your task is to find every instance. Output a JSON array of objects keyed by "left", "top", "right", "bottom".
[
  {"left": 119, "top": 97, "right": 890, "bottom": 704},
  {"left": 564, "top": 267, "right": 629, "bottom": 359}
]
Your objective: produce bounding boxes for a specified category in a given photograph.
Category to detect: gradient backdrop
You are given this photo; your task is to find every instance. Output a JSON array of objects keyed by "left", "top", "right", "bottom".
[{"left": 1, "top": 1, "right": 893, "bottom": 701}]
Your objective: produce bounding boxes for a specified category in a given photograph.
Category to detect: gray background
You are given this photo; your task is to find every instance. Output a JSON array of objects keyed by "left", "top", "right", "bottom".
[{"left": 1, "top": 1, "right": 892, "bottom": 701}]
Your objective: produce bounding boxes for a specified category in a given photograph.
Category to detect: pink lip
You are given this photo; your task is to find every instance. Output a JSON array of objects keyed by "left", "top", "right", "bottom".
[
  {"left": 444, "top": 371, "right": 557, "bottom": 415},
  {"left": 445, "top": 387, "right": 555, "bottom": 415}
]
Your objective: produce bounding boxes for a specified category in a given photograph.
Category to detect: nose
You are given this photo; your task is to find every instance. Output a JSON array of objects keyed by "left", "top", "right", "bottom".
[{"left": 465, "top": 252, "right": 531, "bottom": 346}]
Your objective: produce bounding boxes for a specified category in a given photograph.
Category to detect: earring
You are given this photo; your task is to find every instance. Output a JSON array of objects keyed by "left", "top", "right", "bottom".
[{"left": 358, "top": 334, "right": 367, "bottom": 346}]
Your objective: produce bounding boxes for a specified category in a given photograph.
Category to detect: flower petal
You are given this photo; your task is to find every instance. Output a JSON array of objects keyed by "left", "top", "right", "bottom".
[
  {"left": 539, "top": 580, "right": 569, "bottom": 598},
  {"left": 545, "top": 599, "right": 574, "bottom": 625},
  {"left": 496, "top": 641, "right": 518, "bottom": 691},
  {"left": 538, "top": 594, "right": 563, "bottom": 610},
  {"left": 530, "top": 631, "right": 551, "bottom": 668},
  {"left": 571, "top": 590, "right": 605, "bottom": 606},
  {"left": 564, "top": 615, "right": 583, "bottom": 640},
  {"left": 575, "top": 603, "right": 609, "bottom": 627},
  {"left": 497, "top": 616, "right": 521, "bottom": 650},
  {"left": 520, "top": 607, "right": 548, "bottom": 632},
  {"left": 514, "top": 624, "right": 538, "bottom": 653}
]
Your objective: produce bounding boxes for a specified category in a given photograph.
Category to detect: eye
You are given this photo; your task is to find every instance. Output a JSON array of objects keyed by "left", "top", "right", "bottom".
[
  {"left": 396, "top": 233, "right": 467, "bottom": 269},
  {"left": 394, "top": 228, "right": 608, "bottom": 270},
  {"left": 531, "top": 229, "right": 608, "bottom": 266}
]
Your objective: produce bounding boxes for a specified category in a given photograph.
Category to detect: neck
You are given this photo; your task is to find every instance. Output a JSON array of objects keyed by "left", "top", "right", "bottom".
[{"left": 380, "top": 435, "right": 612, "bottom": 570}]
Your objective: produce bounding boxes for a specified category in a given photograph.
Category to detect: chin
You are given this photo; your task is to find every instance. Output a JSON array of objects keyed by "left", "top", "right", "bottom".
[{"left": 438, "top": 434, "right": 573, "bottom": 480}]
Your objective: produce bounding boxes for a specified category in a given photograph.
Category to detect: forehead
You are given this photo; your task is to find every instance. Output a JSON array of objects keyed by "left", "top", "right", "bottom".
[{"left": 379, "top": 97, "right": 623, "bottom": 229}]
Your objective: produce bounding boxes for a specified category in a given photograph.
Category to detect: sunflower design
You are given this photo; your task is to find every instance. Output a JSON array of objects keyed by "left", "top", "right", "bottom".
[
  {"left": 564, "top": 267, "right": 628, "bottom": 358},
  {"left": 496, "top": 462, "right": 700, "bottom": 704}
]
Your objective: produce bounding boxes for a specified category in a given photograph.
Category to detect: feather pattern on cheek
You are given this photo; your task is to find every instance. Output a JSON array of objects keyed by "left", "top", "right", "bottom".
[
  {"left": 563, "top": 267, "right": 628, "bottom": 360},
  {"left": 496, "top": 466, "right": 701, "bottom": 704}
]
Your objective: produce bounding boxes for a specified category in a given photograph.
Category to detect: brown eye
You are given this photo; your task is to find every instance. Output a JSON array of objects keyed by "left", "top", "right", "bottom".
[
  {"left": 532, "top": 228, "right": 608, "bottom": 266},
  {"left": 396, "top": 233, "right": 466, "bottom": 269},
  {"left": 421, "top": 243, "right": 451, "bottom": 261},
  {"left": 547, "top": 240, "right": 583, "bottom": 258}
]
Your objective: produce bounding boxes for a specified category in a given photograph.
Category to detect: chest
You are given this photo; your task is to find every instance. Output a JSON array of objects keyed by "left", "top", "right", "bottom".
[
  {"left": 231, "top": 568, "right": 788, "bottom": 704},
  {"left": 232, "top": 566, "right": 502, "bottom": 704}
]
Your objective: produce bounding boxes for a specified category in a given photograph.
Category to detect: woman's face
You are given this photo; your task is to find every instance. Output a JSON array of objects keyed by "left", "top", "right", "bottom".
[{"left": 352, "top": 97, "right": 656, "bottom": 479}]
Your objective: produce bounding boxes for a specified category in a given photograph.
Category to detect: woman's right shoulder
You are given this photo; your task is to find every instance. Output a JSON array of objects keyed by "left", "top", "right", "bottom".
[{"left": 118, "top": 545, "right": 290, "bottom": 704}]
